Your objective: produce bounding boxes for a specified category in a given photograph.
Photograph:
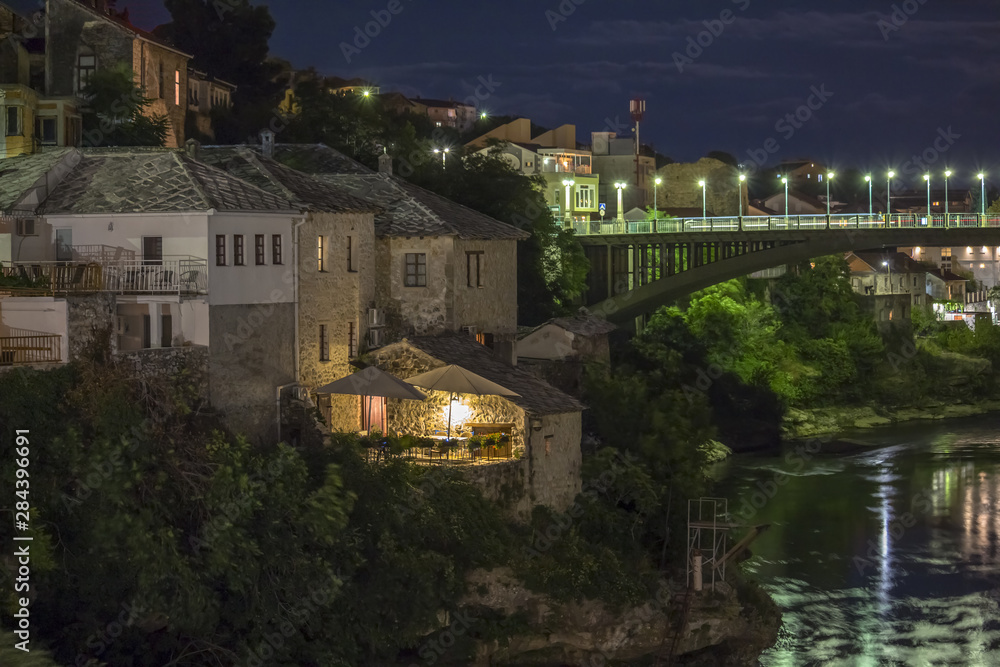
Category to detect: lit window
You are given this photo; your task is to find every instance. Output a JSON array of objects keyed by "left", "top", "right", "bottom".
[
  {"left": 174, "top": 70, "right": 181, "bottom": 106},
  {"left": 318, "top": 235, "right": 325, "bottom": 271},
  {"left": 575, "top": 185, "right": 594, "bottom": 209},
  {"left": 405, "top": 253, "right": 427, "bottom": 287}
]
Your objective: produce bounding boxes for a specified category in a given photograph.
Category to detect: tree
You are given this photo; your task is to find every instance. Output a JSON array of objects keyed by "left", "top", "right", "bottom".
[
  {"left": 81, "top": 65, "right": 168, "bottom": 147},
  {"left": 156, "top": 0, "right": 285, "bottom": 142},
  {"left": 706, "top": 150, "right": 738, "bottom": 167}
]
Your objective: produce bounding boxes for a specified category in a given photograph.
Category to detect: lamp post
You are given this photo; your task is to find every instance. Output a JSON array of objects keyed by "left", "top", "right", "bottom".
[
  {"left": 979, "top": 173, "right": 987, "bottom": 217},
  {"left": 654, "top": 176, "right": 662, "bottom": 221},
  {"left": 738, "top": 173, "right": 746, "bottom": 218},
  {"left": 924, "top": 174, "right": 931, "bottom": 225},
  {"left": 615, "top": 181, "right": 627, "bottom": 222},
  {"left": 865, "top": 175, "right": 872, "bottom": 216},
  {"left": 699, "top": 180, "right": 707, "bottom": 220},
  {"left": 883, "top": 260, "right": 891, "bottom": 295},
  {"left": 562, "top": 178, "right": 575, "bottom": 226},
  {"left": 944, "top": 169, "right": 952, "bottom": 220},
  {"left": 433, "top": 147, "right": 450, "bottom": 166},
  {"left": 887, "top": 170, "right": 895, "bottom": 222},
  {"left": 781, "top": 177, "right": 789, "bottom": 219},
  {"left": 826, "top": 172, "right": 835, "bottom": 216}
]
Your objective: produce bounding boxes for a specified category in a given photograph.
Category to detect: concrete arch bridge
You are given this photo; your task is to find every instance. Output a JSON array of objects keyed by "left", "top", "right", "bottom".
[{"left": 576, "top": 214, "right": 1000, "bottom": 325}]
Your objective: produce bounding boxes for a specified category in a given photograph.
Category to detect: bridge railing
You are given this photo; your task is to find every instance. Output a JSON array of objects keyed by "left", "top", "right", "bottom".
[{"left": 569, "top": 213, "right": 1000, "bottom": 236}]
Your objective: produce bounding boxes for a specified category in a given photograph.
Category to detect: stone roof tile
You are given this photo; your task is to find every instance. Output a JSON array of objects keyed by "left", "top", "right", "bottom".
[{"left": 0, "top": 148, "right": 76, "bottom": 213}]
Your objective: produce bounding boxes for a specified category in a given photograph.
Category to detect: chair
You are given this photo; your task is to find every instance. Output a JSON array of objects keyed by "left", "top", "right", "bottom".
[{"left": 179, "top": 270, "right": 200, "bottom": 292}]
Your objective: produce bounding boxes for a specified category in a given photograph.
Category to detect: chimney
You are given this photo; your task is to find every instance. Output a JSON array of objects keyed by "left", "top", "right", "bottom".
[
  {"left": 185, "top": 138, "right": 200, "bottom": 160},
  {"left": 259, "top": 129, "right": 275, "bottom": 158},
  {"left": 378, "top": 152, "right": 393, "bottom": 175}
]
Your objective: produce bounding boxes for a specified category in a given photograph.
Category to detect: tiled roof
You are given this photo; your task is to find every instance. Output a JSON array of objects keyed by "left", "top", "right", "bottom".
[
  {"left": 271, "top": 144, "right": 373, "bottom": 176},
  {"left": 199, "top": 147, "right": 381, "bottom": 214},
  {"left": 928, "top": 268, "right": 967, "bottom": 282},
  {"left": 405, "top": 335, "right": 585, "bottom": 416},
  {"left": 549, "top": 314, "right": 616, "bottom": 337},
  {"left": 0, "top": 148, "right": 77, "bottom": 214},
  {"left": 41, "top": 150, "right": 296, "bottom": 214},
  {"left": 315, "top": 173, "right": 529, "bottom": 240},
  {"left": 851, "top": 251, "right": 926, "bottom": 274}
]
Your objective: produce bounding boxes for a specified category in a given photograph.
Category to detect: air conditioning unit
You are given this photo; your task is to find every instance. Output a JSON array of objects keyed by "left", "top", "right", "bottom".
[
  {"left": 367, "top": 308, "right": 385, "bottom": 327},
  {"left": 293, "top": 386, "right": 309, "bottom": 401},
  {"left": 15, "top": 218, "right": 36, "bottom": 236},
  {"left": 115, "top": 316, "right": 129, "bottom": 335},
  {"left": 461, "top": 325, "right": 478, "bottom": 337},
  {"left": 368, "top": 328, "right": 384, "bottom": 349}
]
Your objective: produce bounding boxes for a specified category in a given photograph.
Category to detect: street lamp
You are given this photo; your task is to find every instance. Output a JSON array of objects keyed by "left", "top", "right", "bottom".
[
  {"left": 887, "top": 170, "right": 895, "bottom": 221},
  {"left": 738, "top": 173, "right": 746, "bottom": 218},
  {"left": 826, "top": 172, "right": 835, "bottom": 216},
  {"left": 480, "top": 111, "right": 488, "bottom": 120},
  {"left": 944, "top": 169, "right": 952, "bottom": 219},
  {"left": 654, "top": 176, "right": 662, "bottom": 220},
  {"left": 615, "top": 181, "right": 627, "bottom": 222},
  {"left": 865, "top": 175, "right": 872, "bottom": 216},
  {"left": 562, "top": 178, "right": 575, "bottom": 226},
  {"left": 979, "top": 173, "right": 987, "bottom": 217},
  {"left": 699, "top": 180, "right": 707, "bottom": 220},
  {"left": 882, "top": 260, "right": 891, "bottom": 295},
  {"left": 924, "top": 174, "right": 931, "bottom": 225},
  {"left": 433, "top": 147, "right": 450, "bottom": 166},
  {"left": 781, "top": 177, "right": 789, "bottom": 218}
]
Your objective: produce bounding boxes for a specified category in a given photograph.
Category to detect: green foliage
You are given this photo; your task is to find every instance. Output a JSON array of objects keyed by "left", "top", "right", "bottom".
[{"left": 81, "top": 65, "right": 168, "bottom": 147}]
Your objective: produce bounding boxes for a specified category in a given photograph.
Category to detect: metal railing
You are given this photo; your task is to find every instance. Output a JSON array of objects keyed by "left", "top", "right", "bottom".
[
  {"left": 0, "top": 335, "right": 61, "bottom": 365},
  {"left": 571, "top": 213, "right": 1000, "bottom": 236},
  {"left": 4, "top": 257, "right": 208, "bottom": 295},
  {"left": 69, "top": 244, "right": 138, "bottom": 262}
]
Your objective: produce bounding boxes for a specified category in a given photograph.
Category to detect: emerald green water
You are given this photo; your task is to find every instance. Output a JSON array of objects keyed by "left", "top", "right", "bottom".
[{"left": 717, "top": 416, "right": 1000, "bottom": 666}]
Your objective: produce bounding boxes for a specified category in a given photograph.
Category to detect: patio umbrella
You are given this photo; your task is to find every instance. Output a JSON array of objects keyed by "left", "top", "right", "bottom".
[
  {"left": 404, "top": 365, "right": 519, "bottom": 439},
  {"left": 315, "top": 366, "right": 426, "bottom": 432}
]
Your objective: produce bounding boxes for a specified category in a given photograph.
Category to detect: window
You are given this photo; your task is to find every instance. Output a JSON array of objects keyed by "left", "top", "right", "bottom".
[
  {"left": 319, "top": 324, "right": 329, "bottom": 361},
  {"left": 255, "top": 234, "right": 265, "bottom": 265},
  {"left": 575, "top": 185, "right": 594, "bottom": 209},
  {"left": 348, "top": 322, "right": 357, "bottom": 357},
  {"left": 174, "top": 70, "right": 181, "bottom": 106},
  {"left": 5, "top": 106, "right": 21, "bottom": 137},
  {"left": 405, "top": 253, "right": 426, "bottom": 287},
  {"left": 55, "top": 229, "right": 73, "bottom": 262},
  {"left": 346, "top": 235, "right": 354, "bottom": 272},
  {"left": 272, "top": 234, "right": 283, "bottom": 264},
  {"left": 142, "top": 236, "right": 163, "bottom": 265},
  {"left": 36, "top": 117, "right": 57, "bottom": 144},
  {"left": 215, "top": 235, "right": 226, "bottom": 266},
  {"left": 317, "top": 235, "right": 326, "bottom": 271},
  {"left": 466, "top": 251, "right": 484, "bottom": 288},
  {"left": 77, "top": 54, "right": 96, "bottom": 91},
  {"left": 233, "top": 235, "right": 245, "bottom": 266}
]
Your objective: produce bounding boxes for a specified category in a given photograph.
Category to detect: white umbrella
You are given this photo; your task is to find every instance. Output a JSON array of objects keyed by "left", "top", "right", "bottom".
[
  {"left": 315, "top": 366, "right": 426, "bottom": 432},
  {"left": 404, "top": 365, "right": 519, "bottom": 439}
]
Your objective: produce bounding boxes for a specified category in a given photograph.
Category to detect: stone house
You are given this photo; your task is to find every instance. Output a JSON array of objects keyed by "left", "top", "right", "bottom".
[
  {"left": 517, "top": 313, "right": 616, "bottom": 397},
  {"left": 186, "top": 69, "right": 235, "bottom": 142},
  {"left": 370, "top": 333, "right": 584, "bottom": 515},
  {"left": 198, "top": 144, "right": 384, "bottom": 432},
  {"left": 658, "top": 158, "right": 747, "bottom": 218},
  {"left": 847, "top": 251, "right": 930, "bottom": 307},
  {"left": 269, "top": 144, "right": 530, "bottom": 349},
  {"left": 0, "top": 145, "right": 307, "bottom": 441}
]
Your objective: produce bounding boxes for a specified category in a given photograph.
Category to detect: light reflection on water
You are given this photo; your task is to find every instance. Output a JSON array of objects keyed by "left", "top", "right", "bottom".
[{"left": 720, "top": 417, "right": 1000, "bottom": 666}]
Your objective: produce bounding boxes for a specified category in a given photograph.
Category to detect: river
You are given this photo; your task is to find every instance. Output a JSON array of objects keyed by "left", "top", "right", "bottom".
[{"left": 715, "top": 415, "right": 1000, "bottom": 666}]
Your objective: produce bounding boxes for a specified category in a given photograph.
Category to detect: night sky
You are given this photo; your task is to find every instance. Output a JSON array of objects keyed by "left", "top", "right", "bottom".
[{"left": 125, "top": 0, "right": 1000, "bottom": 189}]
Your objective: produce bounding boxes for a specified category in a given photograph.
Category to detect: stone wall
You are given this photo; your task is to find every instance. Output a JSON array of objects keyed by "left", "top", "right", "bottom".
[
  {"left": 659, "top": 158, "right": 747, "bottom": 216},
  {"left": 525, "top": 411, "right": 582, "bottom": 512},
  {"left": 139, "top": 43, "right": 188, "bottom": 148},
  {"left": 48, "top": 0, "right": 131, "bottom": 98},
  {"left": 208, "top": 303, "right": 296, "bottom": 443},
  {"left": 452, "top": 238, "right": 518, "bottom": 337},
  {"left": 116, "top": 344, "right": 209, "bottom": 403},
  {"left": 457, "top": 459, "right": 531, "bottom": 518},
  {"left": 66, "top": 293, "right": 116, "bottom": 359},
  {"left": 376, "top": 236, "right": 453, "bottom": 335}
]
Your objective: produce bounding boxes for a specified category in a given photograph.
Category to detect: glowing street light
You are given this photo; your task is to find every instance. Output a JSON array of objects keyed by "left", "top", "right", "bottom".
[
  {"left": 654, "top": 176, "right": 662, "bottom": 220},
  {"left": 924, "top": 174, "right": 931, "bottom": 223},
  {"left": 562, "top": 178, "right": 575, "bottom": 225},
  {"left": 480, "top": 111, "right": 488, "bottom": 120},
  {"left": 615, "top": 181, "right": 627, "bottom": 222},
  {"left": 945, "top": 169, "right": 952, "bottom": 218},
  {"left": 362, "top": 89, "right": 372, "bottom": 98},
  {"left": 865, "top": 175, "right": 872, "bottom": 216},
  {"left": 433, "top": 147, "right": 450, "bottom": 166},
  {"left": 979, "top": 173, "right": 987, "bottom": 217},
  {"left": 887, "top": 170, "right": 895, "bottom": 221},
  {"left": 699, "top": 179, "right": 707, "bottom": 220},
  {"left": 826, "top": 172, "right": 835, "bottom": 215},
  {"left": 781, "top": 176, "right": 789, "bottom": 218},
  {"left": 738, "top": 173, "right": 746, "bottom": 218}
]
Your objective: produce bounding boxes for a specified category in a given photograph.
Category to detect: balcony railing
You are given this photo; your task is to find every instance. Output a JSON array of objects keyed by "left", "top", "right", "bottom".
[
  {"left": 3, "top": 257, "right": 208, "bottom": 295},
  {"left": 69, "top": 245, "right": 138, "bottom": 262},
  {"left": 0, "top": 335, "right": 61, "bottom": 365}
]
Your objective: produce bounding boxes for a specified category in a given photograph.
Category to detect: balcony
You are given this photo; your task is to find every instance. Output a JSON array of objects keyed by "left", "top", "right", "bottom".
[
  {"left": 0, "top": 334, "right": 61, "bottom": 366},
  {"left": 1, "top": 257, "right": 208, "bottom": 296}
]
